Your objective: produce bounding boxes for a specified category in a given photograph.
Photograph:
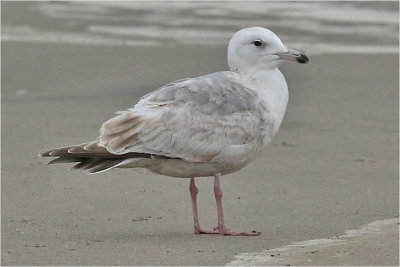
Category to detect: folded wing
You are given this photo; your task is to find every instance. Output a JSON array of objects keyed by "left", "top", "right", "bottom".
[{"left": 98, "top": 72, "right": 268, "bottom": 162}]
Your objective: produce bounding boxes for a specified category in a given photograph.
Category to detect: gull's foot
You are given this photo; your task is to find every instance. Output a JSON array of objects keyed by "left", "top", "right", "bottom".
[
  {"left": 194, "top": 226, "right": 261, "bottom": 236},
  {"left": 194, "top": 227, "right": 219, "bottom": 234}
]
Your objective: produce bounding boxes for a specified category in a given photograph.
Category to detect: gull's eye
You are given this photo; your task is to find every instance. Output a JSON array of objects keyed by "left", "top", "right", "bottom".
[{"left": 253, "top": 40, "right": 263, "bottom": 47}]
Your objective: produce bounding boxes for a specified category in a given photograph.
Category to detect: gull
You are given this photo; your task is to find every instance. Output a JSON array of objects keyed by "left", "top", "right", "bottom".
[{"left": 41, "top": 27, "right": 309, "bottom": 236}]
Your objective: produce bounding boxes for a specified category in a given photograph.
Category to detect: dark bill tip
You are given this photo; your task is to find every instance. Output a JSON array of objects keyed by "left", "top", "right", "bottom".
[{"left": 296, "top": 53, "right": 310, "bottom": 64}]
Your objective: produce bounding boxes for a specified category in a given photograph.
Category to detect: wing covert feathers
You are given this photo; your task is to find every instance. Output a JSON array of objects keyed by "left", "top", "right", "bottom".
[{"left": 96, "top": 72, "right": 266, "bottom": 162}]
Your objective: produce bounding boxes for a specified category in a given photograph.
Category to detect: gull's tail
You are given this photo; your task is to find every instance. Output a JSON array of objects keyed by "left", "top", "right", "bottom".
[{"left": 40, "top": 142, "right": 151, "bottom": 174}]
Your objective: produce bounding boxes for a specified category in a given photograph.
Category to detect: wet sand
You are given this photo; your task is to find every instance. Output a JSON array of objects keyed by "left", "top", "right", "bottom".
[{"left": 2, "top": 41, "right": 398, "bottom": 265}]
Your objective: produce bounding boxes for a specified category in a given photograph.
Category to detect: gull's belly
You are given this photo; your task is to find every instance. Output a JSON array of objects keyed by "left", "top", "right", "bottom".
[
  {"left": 120, "top": 142, "right": 262, "bottom": 178},
  {"left": 138, "top": 158, "right": 255, "bottom": 178}
]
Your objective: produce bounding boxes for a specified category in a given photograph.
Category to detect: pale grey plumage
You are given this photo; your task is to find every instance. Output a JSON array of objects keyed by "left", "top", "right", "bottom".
[
  {"left": 41, "top": 71, "right": 274, "bottom": 176},
  {"left": 98, "top": 71, "right": 271, "bottom": 164}
]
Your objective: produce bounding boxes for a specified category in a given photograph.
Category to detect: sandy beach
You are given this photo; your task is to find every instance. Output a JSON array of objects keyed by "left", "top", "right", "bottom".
[{"left": 2, "top": 2, "right": 398, "bottom": 266}]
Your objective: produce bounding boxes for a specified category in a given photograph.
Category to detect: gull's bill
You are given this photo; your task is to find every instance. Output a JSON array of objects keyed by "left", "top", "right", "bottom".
[{"left": 276, "top": 49, "right": 309, "bottom": 64}]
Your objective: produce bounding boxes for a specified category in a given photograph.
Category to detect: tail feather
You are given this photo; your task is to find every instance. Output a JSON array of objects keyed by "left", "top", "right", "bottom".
[
  {"left": 71, "top": 158, "right": 100, "bottom": 170},
  {"left": 41, "top": 141, "right": 151, "bottom": 174},
  {"left": 48, "top": 157, "right": 84, "bottom": 165},
  {"left": 70, "top": 158, "right": 126, "bottom": 174},
  {"left": 86, "top": 159, "right": 126, "bottom": 174}
]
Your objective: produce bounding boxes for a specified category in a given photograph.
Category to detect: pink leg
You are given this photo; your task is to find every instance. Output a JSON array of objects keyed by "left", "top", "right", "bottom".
[
  {"left": 213, "top": 173, "right": 261, "bottom": 236},
  {"left": 189, "top": 178, "right": 218, "bottom": 234}
]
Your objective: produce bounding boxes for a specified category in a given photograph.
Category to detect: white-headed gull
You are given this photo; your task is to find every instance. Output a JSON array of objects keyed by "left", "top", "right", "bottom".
[{"left": 41, "top": 27, "right": 309, "bottom": 236}]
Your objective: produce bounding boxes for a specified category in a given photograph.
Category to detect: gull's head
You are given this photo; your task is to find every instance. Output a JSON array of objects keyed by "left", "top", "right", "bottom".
[{"left": 228, "top": 27, "right": 309, "bottom": 73}]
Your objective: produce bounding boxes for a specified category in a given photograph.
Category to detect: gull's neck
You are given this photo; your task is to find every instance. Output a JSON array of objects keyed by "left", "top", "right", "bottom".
[{"left": 238, "top": 68, "right": 289, "bottom": 135}]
